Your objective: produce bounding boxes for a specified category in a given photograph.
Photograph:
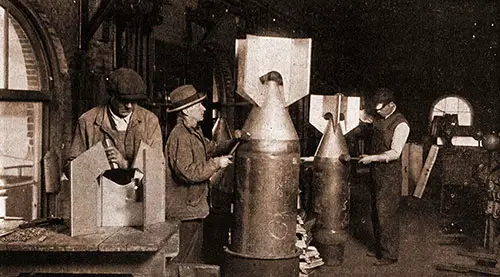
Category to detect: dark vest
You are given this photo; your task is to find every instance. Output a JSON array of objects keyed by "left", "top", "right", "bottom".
[{"left": 371, "top": 111, "right": 408, "bottom": 174}]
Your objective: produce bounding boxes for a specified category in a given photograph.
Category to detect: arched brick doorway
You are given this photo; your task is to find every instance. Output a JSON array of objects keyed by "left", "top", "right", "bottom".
[{"left": 0, "top": 0, "right": 69, "bottom": 219}]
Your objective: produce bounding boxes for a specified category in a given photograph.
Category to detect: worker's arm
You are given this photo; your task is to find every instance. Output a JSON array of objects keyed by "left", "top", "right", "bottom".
[
  {"left": 167, "top": 132, "right": 233, "bottom": 184},
  {"left": 207, "top": 130, "right": 250, "bottom": 157},
  {"left": 63, "top": 118, "right": 90, "bottom": 177},
  {"left": 146, "top": 115, "right": 163, "bottom": 152},
  {"left": 358, "top": 122, "right": 410, "bottom": 164}
]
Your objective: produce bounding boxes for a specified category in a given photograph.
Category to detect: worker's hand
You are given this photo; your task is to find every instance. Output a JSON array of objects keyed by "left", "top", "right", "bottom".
[
  {"left": 216, "top": 155, "right": 233, "bottom": 169},
  {"left": 234, "top": 129, "right": 251, "bottom": 141},
  {"left": 358, "top": 154, "right": 375, "bottom": 165},
  {"left": 105, "top": 146, "right": 128, "bottom": 169}
]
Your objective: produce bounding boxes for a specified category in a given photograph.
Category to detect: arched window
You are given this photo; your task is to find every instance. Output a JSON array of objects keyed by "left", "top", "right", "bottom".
[
  {"left": 430, "top": 95, "right": 477, "bottom": 146},
  {"left": 0, "top": 2, "right": 51, "bottom": 220}
]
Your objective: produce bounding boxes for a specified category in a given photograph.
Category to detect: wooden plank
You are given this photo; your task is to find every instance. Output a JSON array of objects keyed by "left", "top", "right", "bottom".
[
  {"left": 127, "top": 221, "right": 177, "bottom": 252},
  {"left": 435, "top": 263, "right": 500, "bottom": 276},
  {"left": 138, "top": 221, "right": 178, "bottom": 253},
  {"left": 99, "top": 221, "right": 177, "bottom": 252},
  {"left": 38, "top": 228, "right": 116, "bottom": 252},
  {"left": 401, "top": 143, "right": 409, "bottom": 196},
  {"left": 168, "top": 263, "right": 221, "bottom": 277},
  {"left": 0, "top": 250, "right": 166, "bottom": 276},
  {"left": 99, "top": 226, "right": 140, "bottom": 252},
  {"left": 413, "top": 145, "right": 439, "bottom": 198},
  {"left": 0, "top": 221, "right": 178, "bottom": 254},
  {"left": 1, "top": 226, "right": 117, "bottom": 252},
  {"left": 458, "top": 250, "right": 498, "bottom": 263},
  {"left": 0, "top": 222, "right": 179, "bottom": 276},
  {"left": 142, "top": 144, "right": 166, "bottom": 226},
  {"left": 70, "top": 142, "right": 109, "bottom": 236},
  {"left": 408, "top": 143, "right": 423, "bottom": 195}
]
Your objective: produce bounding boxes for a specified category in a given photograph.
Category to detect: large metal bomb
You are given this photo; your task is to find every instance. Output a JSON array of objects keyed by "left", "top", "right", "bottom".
[
  {"left": 311, "top": 118, "right": 350, "bottom": 266},
  {"left": 232, "top": 80, "right": 299, "bottom": 254},
  {"left": 225, "top": 34, "right": 311, "bottom": 277},
  {"left": 225, "top": 80, "right": 301, "bottom": 277}
]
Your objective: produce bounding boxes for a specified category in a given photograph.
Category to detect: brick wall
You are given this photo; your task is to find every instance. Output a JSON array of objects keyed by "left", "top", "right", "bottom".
[{"left": 11, "top": 16, "right": 40, "bottom": 90}]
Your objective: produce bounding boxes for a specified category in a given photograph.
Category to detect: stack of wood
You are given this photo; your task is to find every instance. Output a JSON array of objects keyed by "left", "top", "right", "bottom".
[{"left": 296, "top": 213, "right": 323, "bottom": 276}]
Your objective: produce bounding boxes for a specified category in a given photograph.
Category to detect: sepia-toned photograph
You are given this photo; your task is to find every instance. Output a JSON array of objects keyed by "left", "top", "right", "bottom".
[{"left": 0, "top": 0, "right": 499, "bottom": 276}]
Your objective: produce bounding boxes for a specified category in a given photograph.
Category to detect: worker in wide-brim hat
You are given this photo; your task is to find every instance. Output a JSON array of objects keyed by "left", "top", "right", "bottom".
[
  {"left": 165, "top": 84, "right": 248, "bottom": 263},
  {"left": 65, "top": 67, "right": 162, "bottom": 175}
]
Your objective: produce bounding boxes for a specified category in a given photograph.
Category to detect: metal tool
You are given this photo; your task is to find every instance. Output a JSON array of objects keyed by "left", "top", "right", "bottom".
[
  {"left": 19, "top": 217, "right": 64, "bottom": 229},
  {"left": 338, "top": 154, "right": 361, "bottom": 162},
  {"left": 209, "top": 141, "right": 240, "bottom": 186},
  {"left": 0, "top": 217, "right": 65, "bottom": 238}
]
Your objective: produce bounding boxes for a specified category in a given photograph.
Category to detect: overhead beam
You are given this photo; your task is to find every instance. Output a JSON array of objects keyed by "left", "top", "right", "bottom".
[{"left": 80, "top": 0, "right": 116, "bottom": 50}]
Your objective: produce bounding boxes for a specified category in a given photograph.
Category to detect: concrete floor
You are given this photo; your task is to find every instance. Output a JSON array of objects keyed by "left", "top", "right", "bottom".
[{"left": 311, "top": 197, "right": 492, "bottom": 277}]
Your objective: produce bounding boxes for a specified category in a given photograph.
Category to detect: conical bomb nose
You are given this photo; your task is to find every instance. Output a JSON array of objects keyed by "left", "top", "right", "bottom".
[
  {"left": 314, "top": 119, "right": 349, "bottom": 159},
  {"left": 242, "top": 80, "right": 298, "bottom": 141},
  {"left": 262, "top": 81, "right": 286, "bottom": 109}
]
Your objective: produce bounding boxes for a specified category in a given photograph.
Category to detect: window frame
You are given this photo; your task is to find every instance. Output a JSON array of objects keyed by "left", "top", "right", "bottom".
[
  {"left": 429, "top": 94, "right": 477, "bottom": 147},
  {"left": 429, "top": 94, "right": 474, "bottom": 127},
  {"left": 0, "top": 1, "right": 54, "bottom": 219}
]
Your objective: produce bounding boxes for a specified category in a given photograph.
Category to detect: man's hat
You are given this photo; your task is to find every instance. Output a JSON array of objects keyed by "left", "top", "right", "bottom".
[
  {"left": 107, "top": 68, "right": 147, "bottom": 100},
  {"left": 166, "top": 85, "right": 206, "bottom": 113}
]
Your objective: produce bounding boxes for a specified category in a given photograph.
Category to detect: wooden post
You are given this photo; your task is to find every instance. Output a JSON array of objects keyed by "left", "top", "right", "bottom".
[{"left": 413, "top": 145, "right": 439, "bottom": 199}]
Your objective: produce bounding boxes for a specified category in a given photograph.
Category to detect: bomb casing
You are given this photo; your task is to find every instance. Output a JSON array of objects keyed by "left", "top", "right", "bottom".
[
  {"left": 231, "top": 80, "right": 300, "bottom": 258},
  {"left": 311, "top": 119, "right": 350, "bottom": 266}
]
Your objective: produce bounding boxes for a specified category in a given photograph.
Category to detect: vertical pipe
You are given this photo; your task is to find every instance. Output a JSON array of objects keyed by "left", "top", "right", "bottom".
[{"left": 79, "top": 0, "right": 89, "bottom": 50}]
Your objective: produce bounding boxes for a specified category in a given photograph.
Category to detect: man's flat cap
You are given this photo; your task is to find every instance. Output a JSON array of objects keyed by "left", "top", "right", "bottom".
[{"left": 107, "top": 68, "right": 147, "bottom": 100}]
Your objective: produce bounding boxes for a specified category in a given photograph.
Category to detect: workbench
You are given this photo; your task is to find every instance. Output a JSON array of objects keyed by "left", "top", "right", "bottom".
[{"left": 0, "top": 220, "right": 179, "bottom": 277}]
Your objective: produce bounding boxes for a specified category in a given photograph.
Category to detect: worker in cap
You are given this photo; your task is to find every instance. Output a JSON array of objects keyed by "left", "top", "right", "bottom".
[
  {"left": 358, "top": 87, "right": 410, "bottom": 266},
  {"left": 165, "top": 84, "right": 248, "bottom": 263},
  {"left": 65, "top": 67, "right": 162, "bottom": 174}
]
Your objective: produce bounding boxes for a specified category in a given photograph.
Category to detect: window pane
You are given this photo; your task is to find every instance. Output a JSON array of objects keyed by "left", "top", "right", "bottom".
[
  {"left": 431, "top": 96, "right": 472, "bottom": 127},
  {"left": 444, "top": 98, "right": 458, "bottom": 113},
  {"left": 0, "top": 102, "right": 42, "bottom": 186},
  {"left": 434, "top": 99, "right": 446, "bottom": 113},
  {"left": 457, "top": 99, "right": 469, "bottom": 112},
  {"left": 457, "top": 112, "right": 472, "bottom": 126},
  {"left": 0, "top": 7, "right": 5, "bottom": 88},
  {"left": 431, "top": 95, "right": 475, "bottom": 146},
  {"left": 0, "top": 6, "right": 41, "bottom": 90}
]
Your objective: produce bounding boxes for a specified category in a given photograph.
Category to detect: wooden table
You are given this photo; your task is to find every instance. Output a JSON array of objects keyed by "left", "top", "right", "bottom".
[{"left": 0, "top": 220, "right": 179, "bottom": 277}]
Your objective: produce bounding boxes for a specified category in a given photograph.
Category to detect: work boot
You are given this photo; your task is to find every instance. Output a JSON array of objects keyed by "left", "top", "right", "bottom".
[{"left": 373, "top": 258, "right": 397, "bottom": 266}]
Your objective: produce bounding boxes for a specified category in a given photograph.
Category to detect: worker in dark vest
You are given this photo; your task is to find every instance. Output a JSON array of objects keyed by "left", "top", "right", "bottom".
[
  {"left": 66, "top": 67, "right": 162, "bottom": 175},
  {"left": 358, "top": 88, "right": 410, "bottom": 266}
]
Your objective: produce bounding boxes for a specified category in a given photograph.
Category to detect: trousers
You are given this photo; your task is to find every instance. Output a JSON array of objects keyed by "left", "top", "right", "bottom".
[{"left": 370, "top": 165, "right": 401, "bottom": 260}]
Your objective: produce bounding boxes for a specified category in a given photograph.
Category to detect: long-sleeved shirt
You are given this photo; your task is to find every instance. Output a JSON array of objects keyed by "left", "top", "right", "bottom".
[{"left": 371, "top": 108, "right": 409, "bottom": 163}]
